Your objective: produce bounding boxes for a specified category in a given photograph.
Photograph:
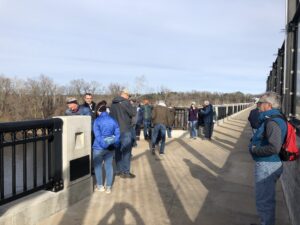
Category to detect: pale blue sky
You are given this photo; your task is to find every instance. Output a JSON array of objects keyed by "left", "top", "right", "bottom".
[{"left": 0, "top": 0, "right": 285, "bottom": 93}]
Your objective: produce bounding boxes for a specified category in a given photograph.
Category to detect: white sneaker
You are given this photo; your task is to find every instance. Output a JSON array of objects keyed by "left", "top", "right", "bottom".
[
  {"left": 159, "top": 153, "right": 165, "bottom": 157},
  {"left": 96, "top": 185, "right": 105, "bottom": 192},
  {"left": 105, "top": 187, "right": 112, "bottom": 194}
]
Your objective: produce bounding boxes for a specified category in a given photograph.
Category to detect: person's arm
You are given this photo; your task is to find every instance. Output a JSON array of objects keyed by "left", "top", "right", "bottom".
[
  {"left": 201, "top": 107, "right": 210, "bottom": 115},
  {"left": 125, "top": 101, "right": 136, "bottom": 117},
  {"left": 251, "top": 121, "right": 282, "bottom": 156},
  {"left": 113, "top": 120, "right": 121, "bottom": 145},
  {"left": 188, "top": 109, "right": 191, "bottom": 122},
  {"left": 93, "top": 120, "right": 108, "bottom": 149}
]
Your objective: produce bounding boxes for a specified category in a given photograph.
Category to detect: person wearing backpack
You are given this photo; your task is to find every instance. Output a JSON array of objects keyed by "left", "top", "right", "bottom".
[{"left": 248, "top": 92, "right": 287, "bottom": 225}]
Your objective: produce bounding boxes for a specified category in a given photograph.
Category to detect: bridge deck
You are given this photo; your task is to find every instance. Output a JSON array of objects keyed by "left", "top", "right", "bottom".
[{"left": 38, "top": 109, "right": 290, "bottom": 225}]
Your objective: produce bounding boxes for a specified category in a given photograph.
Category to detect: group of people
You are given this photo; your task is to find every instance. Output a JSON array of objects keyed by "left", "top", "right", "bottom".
[
  {"left": 248, "top": 92, "right": 287, "bottom": 225},
  {"left": 188, "top": 100, "right": 214, "bottom": 140},
  {"left": 65, "top": 90, "right": 287, "bottom": 224},
  {"left": 64, "top": 90, "right": 176, "bottom": 193}
]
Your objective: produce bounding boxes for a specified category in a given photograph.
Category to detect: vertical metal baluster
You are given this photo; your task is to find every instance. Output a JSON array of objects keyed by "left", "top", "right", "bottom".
[
  {"left": 48, "top": 129, "right": 52, "bottom": 183},
  {"left": 33, "top": 130, "right": 37, "bottom": 188},
  {"left": 42, "top": 128, "right": 46, "bottom": 184},
  {"left": 0, "top": 133, "right": 4, "bottom": 200},
  {"left": 23, "top": 130, "right": 27, "bottom": 192},
  {"left": 12, "top": 132, "right": 16, "bottom": 195}
]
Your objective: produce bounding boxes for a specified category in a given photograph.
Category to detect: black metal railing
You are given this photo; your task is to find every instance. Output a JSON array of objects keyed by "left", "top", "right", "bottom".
[
  {"left": 174, "top": 107, "right": 188, "bottom": 129},
  {"left": 0, "top": 118, "right": 64, "bottom": 205},
  {"left": 173, "top": 103, "right": 252, "bottom": 129}
]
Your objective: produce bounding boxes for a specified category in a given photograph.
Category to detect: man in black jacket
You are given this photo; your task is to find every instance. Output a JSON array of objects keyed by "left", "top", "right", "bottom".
[
  {"left": 248, "top": 100, "right": 261, "bottom": 133},
  {"left": 82, "top": 93, "right": 96, "bottom": 116},
  {"left": 110, "top": 89, "right": 137, "bottom": 178},
  {"left": 200, "top": 100, "right": 214, "bottom": 140}
]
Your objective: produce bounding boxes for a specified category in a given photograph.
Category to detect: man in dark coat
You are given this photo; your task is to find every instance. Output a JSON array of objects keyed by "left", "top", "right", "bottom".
[
  {"left": 200, "top": 100, "right": 214, "bottom": 140},
  {"left": 110, "top": 89, "right": 136, "bottom": 178},
  {"left": 82, "top": 93, "right": 96, "bottom": 118},
  {"left": 248, "top": 100, "right": 261, "bottom": 133}
]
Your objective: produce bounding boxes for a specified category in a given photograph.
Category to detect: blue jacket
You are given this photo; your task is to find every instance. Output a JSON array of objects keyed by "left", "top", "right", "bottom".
[
  {"left": 249, "top": 109, "right": 287, "bottom": 162},
  {"left": 65, "top": 105, "right": 92, "bottom": 116},
  {"left": 93, "top": 112, "right": 120, "bottom": 150},
  {"left": 201, "top": 104, "right": 214, "bottom": 123}
]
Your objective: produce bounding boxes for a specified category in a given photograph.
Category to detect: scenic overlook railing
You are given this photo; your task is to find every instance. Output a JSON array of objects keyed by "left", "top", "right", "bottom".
[
  {"left": 0, "top": 103, "right": 251, "bottom": 206},
  {"left": 173, "top": 103, "right": 252, "bottom": 129},
  {"left": 0, "top": 119, "right": 64, "bottom": 205}
]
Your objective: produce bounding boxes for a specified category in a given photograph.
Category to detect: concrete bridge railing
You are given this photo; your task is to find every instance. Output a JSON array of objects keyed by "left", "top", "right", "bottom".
[{"left": 0, "top": 116, "right": 93, "bottom": 225}]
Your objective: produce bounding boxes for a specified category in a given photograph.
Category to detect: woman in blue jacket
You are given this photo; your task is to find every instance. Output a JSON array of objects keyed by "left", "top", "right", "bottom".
[{"left": 93, "top": 101, "right": 120, "bottom": 193}]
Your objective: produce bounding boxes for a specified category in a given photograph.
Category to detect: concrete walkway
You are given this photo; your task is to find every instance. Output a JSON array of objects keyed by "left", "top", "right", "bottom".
[{"left": 38, "top": 109, "right": 290, "bottom": 225}]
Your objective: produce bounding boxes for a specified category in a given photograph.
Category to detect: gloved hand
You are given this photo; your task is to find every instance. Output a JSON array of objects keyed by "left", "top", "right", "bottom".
[{"left": 107, "top": 144, "right": 115, "bottom": 151}]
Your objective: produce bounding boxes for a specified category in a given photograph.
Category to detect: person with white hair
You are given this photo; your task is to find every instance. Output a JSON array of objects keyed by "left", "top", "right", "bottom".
[
  {"left": 249, "top": 92, "right": 287, "bottom": 225},
  {"left": 151, "top": 100, "right": 170, "bottom": 156},
  {"left": 200, "top": 100, "right": 214, "bottom": 140}
]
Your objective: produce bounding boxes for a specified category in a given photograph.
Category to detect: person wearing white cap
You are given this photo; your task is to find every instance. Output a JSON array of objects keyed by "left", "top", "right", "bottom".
[
  {"left": 65, "top": 97, "right": 91, "bottom": 116},
  {"left": 249, "top": 92, "right": 287, "bottom": 225},
  {"left": 151, "top": 100, "right": 170, "bottom": 156}
]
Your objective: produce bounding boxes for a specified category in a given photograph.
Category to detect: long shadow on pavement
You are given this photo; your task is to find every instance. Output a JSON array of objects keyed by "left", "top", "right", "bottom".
[
  {"left": 179, "top": 113, "right": 290, "bottom": 225},
  {"left": 97, "top": 202, "right": 145, "bottom": 225}
]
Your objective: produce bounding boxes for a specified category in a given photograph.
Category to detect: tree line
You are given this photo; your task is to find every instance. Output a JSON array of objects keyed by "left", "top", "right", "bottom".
[{"left": 0, "top": 75, "right": 254, "bottom": 122}]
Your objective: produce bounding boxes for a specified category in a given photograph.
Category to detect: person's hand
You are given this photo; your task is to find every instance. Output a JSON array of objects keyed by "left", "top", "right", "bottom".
[{"left": 107, "top": 144, "right": 115, "bottom": 151}]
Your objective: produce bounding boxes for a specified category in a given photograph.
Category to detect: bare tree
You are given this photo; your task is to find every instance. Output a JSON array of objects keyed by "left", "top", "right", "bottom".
[
  {"left": 20, "top": 75, "right": 63, "bottom": 119},
  {"left": 159, "top": 85, "right": 172, "bottom": 104},
  {"left": 134, "top": 75, "right": 147, "bottom": 96},
  {"left": 0, "top": 75, "right": 13, "bottom": 119},
  {"left": 107, "top": 82, "right": 125, "bottom": 97}
]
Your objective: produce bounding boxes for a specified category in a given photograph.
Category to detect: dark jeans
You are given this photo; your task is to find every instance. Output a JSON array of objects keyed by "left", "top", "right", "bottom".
[
  {"left": 131, "top": 126, "right": 137, "bottom": 146},
  {"left": 143, "top": 119, "right": 152, "bottom": 139},
  {"left": 204, "top": 122, "right": 214, "bottom": 139},
  {"left": 135, "top": 124, "right": 141, "bottom": 137},
  {"left": 115, "top": 131, "right": 133, "bottom": 174},
  {"left": 151, "top": 124, "right": 166, "bottom": 154},
  {"left": 166, "top": 126, "right": 172, "bottom": 138}
]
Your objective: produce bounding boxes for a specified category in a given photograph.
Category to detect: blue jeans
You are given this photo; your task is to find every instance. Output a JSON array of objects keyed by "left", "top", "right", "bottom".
[
  {"left": 255, "top": 161, "right": 283, "bottom": 225},
  {"left": 115, "top": 131, "right": 133, "bottom": 174},
  {"left": 93, "top": 149, "right": 114, "bottom": 187},
  {"left": 143, "top": 119, "right": 151, "bottom": 139},
  {"left": 151, "top": 124, "right": 166, "bottom": 154},
  {"left": 189, "top": 121, "right": 198, "bottom": 138}
]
